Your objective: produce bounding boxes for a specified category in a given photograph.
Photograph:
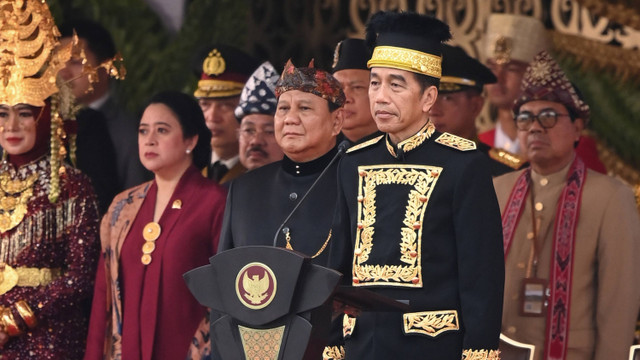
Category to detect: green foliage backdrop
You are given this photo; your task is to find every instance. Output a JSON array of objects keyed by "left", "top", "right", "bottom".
[{"left": 48, "top": 0, "right": 249, "bottom": 116}]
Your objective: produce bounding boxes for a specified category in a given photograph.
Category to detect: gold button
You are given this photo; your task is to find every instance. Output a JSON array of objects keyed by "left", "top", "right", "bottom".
[
  {"left": 507, "top": 326, "right": 516, "bottom": 334},
  {"left": 540, "top": 178, "right": 549, "bottom": 186},
  {"left": 526, "top": 232, "right": 534, "bottom": 240},
  {"left": 535, "top": 202, "right": 544, "bottom": 211},
  {"left": 141, "top": 254, "right": 152, "bottom": 265},
  {"left": 517, "top": 262, "right": 525, "bottom": 269}
]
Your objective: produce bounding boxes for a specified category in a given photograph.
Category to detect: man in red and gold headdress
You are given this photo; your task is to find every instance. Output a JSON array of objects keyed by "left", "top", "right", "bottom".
[{"left": 493, "top": 51, "right": 640, "bottom": 360}]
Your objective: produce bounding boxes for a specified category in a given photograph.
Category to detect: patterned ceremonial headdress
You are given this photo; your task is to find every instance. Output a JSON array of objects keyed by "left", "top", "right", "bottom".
[
  {"left": 513, "top": 51, "right": 590, "bottom": 121},
  {"left": 0, "top": 0, "right": 72, "bottom": 107},
  {"left": 275, "top": 59, "right": 345, "bottom": 108},
  {"left": 364, "top": 11, "right": 451, "bottom": 79},
  {"left": 0, "top": 0, "right": 124, "bottom": 202},
  {"left": 234, "top": 61, "right": 279, "bottom": 120}
]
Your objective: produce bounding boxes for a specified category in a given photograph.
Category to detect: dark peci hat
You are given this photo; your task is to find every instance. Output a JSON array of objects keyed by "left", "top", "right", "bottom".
[
  {"left": 365, "top": 11, "right": 451, "bottom": 79},
  {"left": 193, "top": 44, "right": 260, "bottom": 99},
  {"left": 439, "top": 44, "right": 497, "bottom": 94},
  {"left": 275, "top": 59, "right": 346, "bottom": 108},
  {"left": 513, "top": 51, "right": 590, "bottom": 121},
  {"left": 332, "top": 38, "right": 370, "bottom": 72}
]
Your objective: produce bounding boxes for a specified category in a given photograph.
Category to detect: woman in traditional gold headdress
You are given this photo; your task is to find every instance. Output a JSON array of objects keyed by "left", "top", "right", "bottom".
[{"left": 0, "top": 0, "right": 101, "bottom": 358}]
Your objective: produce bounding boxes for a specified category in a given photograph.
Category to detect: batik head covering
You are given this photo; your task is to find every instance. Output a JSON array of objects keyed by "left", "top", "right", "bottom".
[
  {"left": 275, "top": 59, "right": 345, "bottom": 108},
  {"left": 234, "top": 61, "right": 280, "bottom": 120},
  {"left": 513, "top": 51, "right": 590, "bottom": 121},
  {"left": 484, "top": 13, "right": 549, "bottom": 65},
  {"left": 364, "top": 11, "right": 451, "bottom": 80}
]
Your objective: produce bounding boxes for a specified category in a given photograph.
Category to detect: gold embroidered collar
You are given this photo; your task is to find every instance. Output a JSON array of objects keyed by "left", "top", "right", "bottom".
[{"left": 385, "top": 121, "right": 435, "bottom": 158}]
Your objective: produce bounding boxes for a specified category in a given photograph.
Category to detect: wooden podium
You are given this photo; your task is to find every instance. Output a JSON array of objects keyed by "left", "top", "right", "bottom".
[{"left": 184, "top": 246, "right": 409, "bottom": 360}]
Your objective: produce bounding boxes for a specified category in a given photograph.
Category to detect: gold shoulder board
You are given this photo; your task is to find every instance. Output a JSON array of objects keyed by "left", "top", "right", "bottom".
[
  {"left": 434, "top": 133, "right": 477, "bottom": 151},
  {"left": 346, "top": 135, "right": 384, "bottom": 154},
  {"left": 488, "top": 148, "right": 523, "bottom": 169}
]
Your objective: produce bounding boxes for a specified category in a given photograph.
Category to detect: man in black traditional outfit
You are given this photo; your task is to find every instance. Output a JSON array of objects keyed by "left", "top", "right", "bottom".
[{"left": 331, "top": 11, "right": 504, "bottom": 359}]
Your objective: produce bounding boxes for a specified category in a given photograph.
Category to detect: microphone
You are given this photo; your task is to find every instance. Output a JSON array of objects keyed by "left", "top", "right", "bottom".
[{"left": 272, "top": 140, "right": 350, "bottom": 248}]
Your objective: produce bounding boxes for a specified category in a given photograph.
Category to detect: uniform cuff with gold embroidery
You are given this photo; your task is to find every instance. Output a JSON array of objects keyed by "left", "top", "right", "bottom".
[
  {"left": 322, "top": 345, "right": 345, "bottom": 360},
  {"left": 461, "top": 349, "right": 501, "bottom": 360}
]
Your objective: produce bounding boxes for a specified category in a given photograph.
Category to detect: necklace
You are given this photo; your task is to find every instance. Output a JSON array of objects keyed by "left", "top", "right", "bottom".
[
  {"left": 141, "top": 222, "right": 161, "bottom": 265},
  {"left": 284, "top": 228, "right": 332, "bottom": 259},
  {"left": 0, "top": 172, "right": 38, "bottom": 233}
]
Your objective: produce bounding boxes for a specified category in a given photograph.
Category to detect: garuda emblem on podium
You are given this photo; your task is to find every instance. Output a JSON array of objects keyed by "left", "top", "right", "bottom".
[{"left": 236, "top": 262, "right": 277, "bottom": 310}]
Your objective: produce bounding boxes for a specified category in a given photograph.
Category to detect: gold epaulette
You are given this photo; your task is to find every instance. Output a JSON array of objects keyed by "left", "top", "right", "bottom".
[
  {"left": 434, "top": 133, "right": 477, "bottom": 151},
  {"left": 488, "top": 148, "right": 524, "bottom": 170},
  {"left": 461, "top": 349, "right": 501, "bottom": 360},
  {"left": 346, "top": 135, "right": 384, "bottom": 154}
]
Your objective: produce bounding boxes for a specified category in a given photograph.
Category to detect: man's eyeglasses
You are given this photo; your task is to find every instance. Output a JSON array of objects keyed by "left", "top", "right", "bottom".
[
  {"left": 238, "top": 127, "right": 275, "bottom": 139},
  {"left": 514, "top": 110, "right": 571, "bottom": 131}
]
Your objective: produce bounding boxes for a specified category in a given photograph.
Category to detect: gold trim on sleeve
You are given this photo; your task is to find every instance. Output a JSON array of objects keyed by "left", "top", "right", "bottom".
[
  {"left": 352, "top": 164, "right": 442, "bottom": 287},
  {"left": 322, "top": 345, "right": 345, "bottom": 360},
  {"left": 368, "top": 46, "right": 442, "bottom": 78},
  {"left": 402, "top": 310, "right": 459, "bottom": 337},
  {"left": 461, "top": 349, "right": 502, "bottom": 360},
  {"left": 434, "top": 133, "right": 477, "bottom": 151}
]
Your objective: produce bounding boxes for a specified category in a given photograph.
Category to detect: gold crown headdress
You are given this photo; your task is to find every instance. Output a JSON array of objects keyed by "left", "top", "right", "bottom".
[{"left": 0, "top": 0, "right": 125, "bottom": 203}]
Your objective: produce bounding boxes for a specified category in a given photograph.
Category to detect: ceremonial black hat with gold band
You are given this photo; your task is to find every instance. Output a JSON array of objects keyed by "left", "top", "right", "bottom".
[
  {"left": 439, "top": 44, "right": 497, "bottom": 94},
  {"left": 193, "top": 44, "right": 260, "bottom": 99},
  {"left": 364, "top": 11, "right": 451, "bottom": 81},
  {"left": 332, "top": 38, "right": 370, "bottom": 72}
]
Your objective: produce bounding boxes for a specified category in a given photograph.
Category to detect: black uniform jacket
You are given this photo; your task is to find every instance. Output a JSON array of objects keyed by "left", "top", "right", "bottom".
[
  {"left": 219, "top": 145, "right": 340, "bottom": 267},
  {"left": 330, "top": 123, "right": 504, "bottom": 359}
]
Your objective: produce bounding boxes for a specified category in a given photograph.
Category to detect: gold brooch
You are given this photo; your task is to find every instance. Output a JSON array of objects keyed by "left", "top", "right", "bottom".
[
  {"left": 172, "top": 199, "right": 182, "bottom": 209},
  {"left": 141, "top": 222, "right": 161, "bottom": 265}
]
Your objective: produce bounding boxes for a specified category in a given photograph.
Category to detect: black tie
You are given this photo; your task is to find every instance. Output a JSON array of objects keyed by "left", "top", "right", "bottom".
[{"left": 209, "top": 161, "right": 229, "bottom": 182}]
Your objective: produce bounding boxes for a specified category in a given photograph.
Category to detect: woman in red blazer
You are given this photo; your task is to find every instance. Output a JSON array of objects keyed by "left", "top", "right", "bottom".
[{"left": 84, "top": 91, "right": 227, "bottom": 360}]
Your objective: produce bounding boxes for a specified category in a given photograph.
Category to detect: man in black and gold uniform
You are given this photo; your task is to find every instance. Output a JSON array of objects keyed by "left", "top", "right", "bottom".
[{"left": 331, "top": 12, "right": 504, "bottom": 359}]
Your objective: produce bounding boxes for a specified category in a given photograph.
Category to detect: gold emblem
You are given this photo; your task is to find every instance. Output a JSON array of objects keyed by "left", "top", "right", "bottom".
[
  {"left": 488, "top": 148, "right": 523, "bottom": 169},
  {"left": 143, "top": 222, "right": 161, "bottom": 241},
  {"left": 402, "top": 310, "right": 459, "bottom": 337},
  {"left": 343, "top": 314, "right": 356, "bottom": 338},
  {"left": 171, "top": 199, "right": 182, "bottom": 209},
  {"left": 494, "top": 36, "right": 512, "bottom": 65},
  {"left": 385, "top": 122, "right": 435, "bottom": 158},
  {"left": 0, "top": 265, "right": 18, "bottom": 295},
  {"left": 235, "top": 262, "right": 277, "bottom": 310},
  {"left": 203, "top": 49, "right": 226, "bottom": 76},
  {"left": 322, "top": 345, "right": 346, "bottom": 360}
]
